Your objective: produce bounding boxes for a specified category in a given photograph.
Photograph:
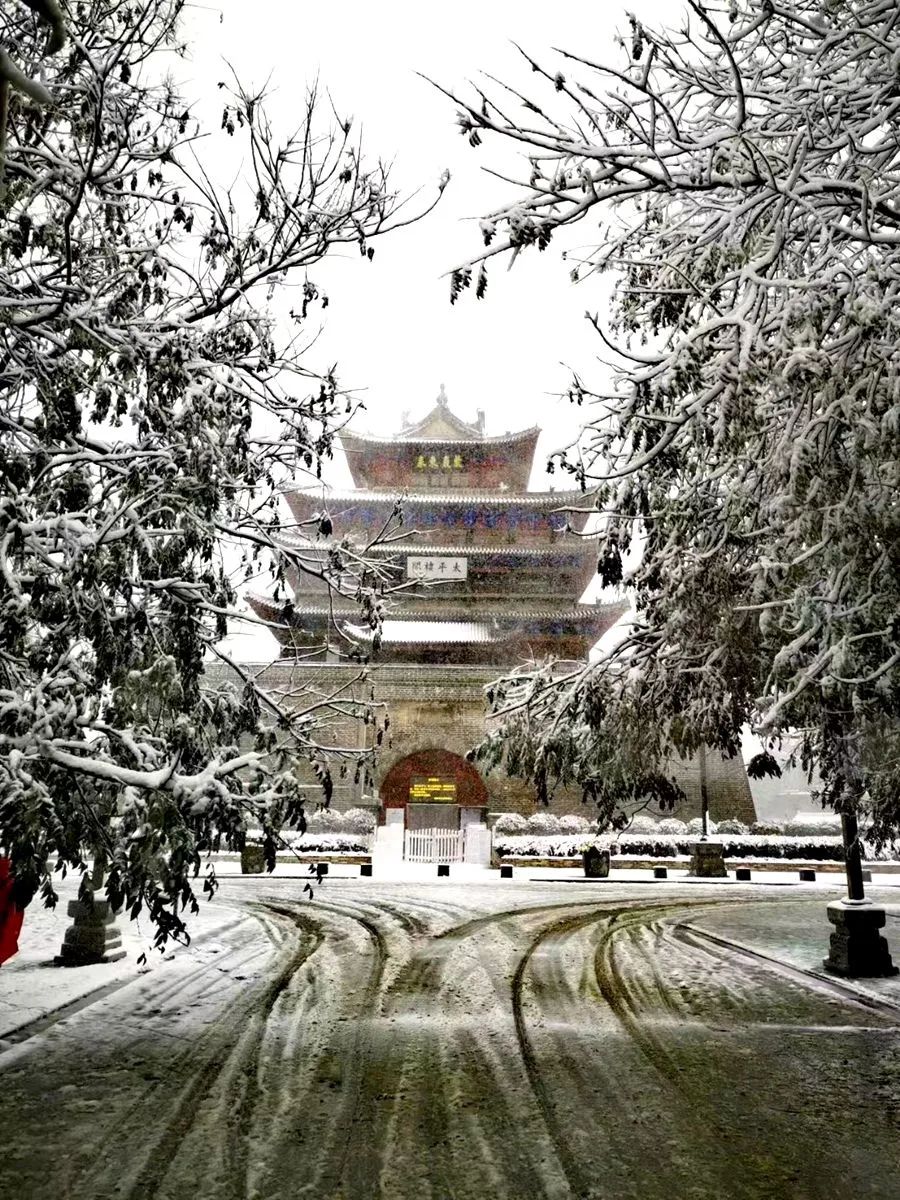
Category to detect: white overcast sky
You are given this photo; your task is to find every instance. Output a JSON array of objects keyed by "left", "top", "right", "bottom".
[
  {"left": 182, "top": 0, "right": 673, "bottom": 489},
  {"left": 182, "top": 0, "right": 677, "bottom": 659}
]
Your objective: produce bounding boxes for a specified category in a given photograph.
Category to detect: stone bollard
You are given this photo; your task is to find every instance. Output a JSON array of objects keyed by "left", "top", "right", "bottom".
[
  {"left": 823, "top": 900, "right": 898, "bottom": 978},
  {"left": 55, "top": 897, "right": 126, "bottom": 966},
  {"left": 500, "top": 865, "right": 513, "bottom": 879},
  {"left": 653, "top": 866, "right": 668, "bottom": 880}
]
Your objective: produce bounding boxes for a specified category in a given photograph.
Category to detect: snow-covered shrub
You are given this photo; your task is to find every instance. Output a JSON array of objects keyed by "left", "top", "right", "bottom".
[
  {"left": 305, "top": 808, "right": 345, "bottom": 834},
  {"left": 627, "top": 814, "right": 659, "bottom": 834},
  {"left": 493, "top": 835, "right": 586, "bottom": 859},
  {"left": 557, "top": 814, "right": 591, "bottom": 834},
  {"left": 285, "top": 833, "right": 368, "bottom": 854},
  {"left": 784, "top": 815, "right": 842, "bottom": 837},
  {"left": 717, "top": 819, "right": 747, "bottom": 835},
  {"left": 492, "top": 812, "right": 528, "bottom": 835},
  {"left": 341, "top": 807, "right": 377, "bottom": 835},
  {"left": 244, "top": 830, "right": 369, "bottom": 854},
  {"left": 526, "top": 811, "right": 561, "bottom": 835},
  {"left": 657, "top": 818, "right": 688, "bottom": 835},
  {"left": 750, "top": 820, "right": 784, "bottom": 835},
  {"left": 687, "top": 817, "right": 718, "bottom": 835}
]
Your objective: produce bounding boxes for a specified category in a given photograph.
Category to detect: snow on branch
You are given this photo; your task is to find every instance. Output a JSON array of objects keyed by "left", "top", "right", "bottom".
[
  {"left": 454, "top": 1, "right": 900, "bottom": 839},
  {"left": 0, "top": 0, "right": 432, "bottom": 939}
]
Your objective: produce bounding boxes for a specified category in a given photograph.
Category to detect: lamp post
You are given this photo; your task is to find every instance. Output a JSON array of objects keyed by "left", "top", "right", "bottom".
[
  {"left": 689, "top": 744, "right": 726, "bottom": 877},
  {"left": 699, "top": 743, "right": 709, "bottom": 840},
  {"left": 841, "top": 811, "right": 865, "bottom": 902}
]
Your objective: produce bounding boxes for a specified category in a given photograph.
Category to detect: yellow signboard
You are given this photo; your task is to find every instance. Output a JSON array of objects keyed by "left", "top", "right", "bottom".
[{"left": 409, "top": 775, "right": 457, "bottom": 803}]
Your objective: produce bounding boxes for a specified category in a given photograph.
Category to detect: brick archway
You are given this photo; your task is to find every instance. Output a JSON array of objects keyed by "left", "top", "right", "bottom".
[{"left": 379, "top": 748, "right": 488, "bottom": 820}]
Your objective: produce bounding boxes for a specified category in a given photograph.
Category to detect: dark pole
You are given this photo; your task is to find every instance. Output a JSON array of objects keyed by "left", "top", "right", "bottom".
[
  {"left": 699, "top": 743, "right": 709, "bottom": 840},
  {"left": 841, "top": 810, "right": 866, "bottom": 902},
  {"left": 90, "top": 844, "right": 107, "bottom": 894}
]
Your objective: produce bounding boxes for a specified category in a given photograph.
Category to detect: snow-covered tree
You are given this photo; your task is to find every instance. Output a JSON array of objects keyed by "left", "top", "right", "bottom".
[
  {"left": 0, "top": 0, "right": 440, "bottom": 939},
  {"left": 448, "top": 1, "right": 900, "bottom": 845}
]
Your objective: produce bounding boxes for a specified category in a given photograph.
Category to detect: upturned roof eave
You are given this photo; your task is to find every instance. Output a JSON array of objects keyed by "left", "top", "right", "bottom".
[
  {"left": 282, "top": 487, "right": 589, "bottom": 509},
  {"left": 339, "top": 426, "right": 540, "bottom": 448},
  {"left": 247, "top": 593, "right": 628, "bottom": 625},
  {"left": 274, "top": 531, "right": 599, "bottom": 557}
]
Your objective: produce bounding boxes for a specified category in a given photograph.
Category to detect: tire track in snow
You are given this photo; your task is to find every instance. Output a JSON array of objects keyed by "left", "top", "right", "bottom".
[
  {"left": 589, "top": 905, "right": 900, "bottom": 1200},
  {"left": 9, "top": 885, "right": 894, "bottom": 1200},
  {"left": 672, "top": 921, "right": 900, "bottom": 1018},
  {"left": 510, "top": 898, "right": 752, "bottom": 1199},
  {"left": 85, "top": 902, "right": 323, "bottom": 1200}
]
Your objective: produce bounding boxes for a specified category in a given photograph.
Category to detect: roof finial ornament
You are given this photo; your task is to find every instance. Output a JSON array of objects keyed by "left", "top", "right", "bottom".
[{"left": 437, "top": 382, "right": 448, "bottom": 408}]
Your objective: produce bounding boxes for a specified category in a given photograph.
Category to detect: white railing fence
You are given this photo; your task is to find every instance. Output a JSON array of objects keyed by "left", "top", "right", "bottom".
[{"left": 405, "top": 827, "right": 464, "bottom": 863}]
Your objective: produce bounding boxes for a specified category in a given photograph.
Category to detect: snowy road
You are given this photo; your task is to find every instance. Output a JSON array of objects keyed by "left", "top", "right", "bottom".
[{"left": 2, "top": 879, "right": 899, "bottom": 1199}]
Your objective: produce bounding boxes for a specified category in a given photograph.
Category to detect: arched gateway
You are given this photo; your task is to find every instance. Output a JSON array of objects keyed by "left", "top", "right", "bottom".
[{"left": 379, "top": 750, "right": 490, "bottom": 863}]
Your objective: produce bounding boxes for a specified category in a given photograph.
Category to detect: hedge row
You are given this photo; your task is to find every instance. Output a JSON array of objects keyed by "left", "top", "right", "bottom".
[
  {"left": 491, "top": 813, "right": 846, "bottom": 838},
  {"left": 245, "top": 832, "right": 370, "bottom": 854},
  {"left": 493, "top": 833, "right": 899, "bottom": 863}
]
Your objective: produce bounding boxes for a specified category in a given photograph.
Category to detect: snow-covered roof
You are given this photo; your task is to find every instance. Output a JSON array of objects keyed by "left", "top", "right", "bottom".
[
  {"left": 345, "top": 620, "right": 495, "bottom": 644},
  {"left": 248, "top": 593, "right": 624, "bottom": 623},
  {"left": 340, "top": 426, "right": 539, "bottom": 447},
  {"left": 397, "top": 393, "right": 483, "bottom": 439},
  {"left": 276, "top": 532, "right": 597, "bottom": 556},
  {"left": 283, "top": 487, "right": 587, "bottom": 509}
]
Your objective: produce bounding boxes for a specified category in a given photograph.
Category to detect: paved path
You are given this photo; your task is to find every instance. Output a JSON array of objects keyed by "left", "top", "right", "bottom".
[{"left": 1, "top": 880, "right": 899, "bottom": 1199}]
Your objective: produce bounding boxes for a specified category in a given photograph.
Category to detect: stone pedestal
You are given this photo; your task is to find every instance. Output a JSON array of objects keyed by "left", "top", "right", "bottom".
[
  {"left": 582, "top": 847, "right": 610, "bottom": 878},
  {"left": 55, "top": 898, "right": 126, "bottom": 966},
  {"left": 689, "top": 840, "right": 728, "bottom": 878},
  {"left": 240, "top": 845, "right": 266, "bottom": 874},
  {"left": 823, "top": 900, "right": 898, "bottom": 979}
]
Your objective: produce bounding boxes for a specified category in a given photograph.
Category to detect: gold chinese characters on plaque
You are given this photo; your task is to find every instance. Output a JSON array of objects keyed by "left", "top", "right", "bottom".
[
  {"left": 407, "top": 557, "right": 468, "bottom": 581},
  {"left": 415, "top": 453, "right": 464, "bottom": 471},
  {"left": 409, "top": 776, "right": 457, "bottom": 802}
]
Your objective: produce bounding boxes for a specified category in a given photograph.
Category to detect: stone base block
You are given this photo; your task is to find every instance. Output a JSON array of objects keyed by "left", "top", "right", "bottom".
[
  {"left": 823, "top": 901, "right": 898, "bottom": 979},
  {"left": 689, "top": 840, "right": 728, "bottom": 878},
  {"left": 66, "top": 898, "right": 116, "bottom": 925},
  {"left": 56, "top": 896, "right": 126, "bottom": 966}
]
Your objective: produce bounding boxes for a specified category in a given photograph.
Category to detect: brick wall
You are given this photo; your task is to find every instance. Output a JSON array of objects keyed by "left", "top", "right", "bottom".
[{"left": 216, "top": 661, "right": 756, "bottom": 824}]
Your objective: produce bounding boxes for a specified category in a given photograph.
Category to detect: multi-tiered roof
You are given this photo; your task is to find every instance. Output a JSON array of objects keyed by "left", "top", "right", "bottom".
[{"left": 250, "top": 388, "right": 626, "bottom": 665}]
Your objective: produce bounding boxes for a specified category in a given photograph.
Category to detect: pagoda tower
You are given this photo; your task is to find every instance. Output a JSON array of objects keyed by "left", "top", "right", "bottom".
[
  {"left": 246, "top": 389, "right": 756, "bottom": 830},
  {"left": 251, "top": 386, "right": 624, "bottom": 668}
]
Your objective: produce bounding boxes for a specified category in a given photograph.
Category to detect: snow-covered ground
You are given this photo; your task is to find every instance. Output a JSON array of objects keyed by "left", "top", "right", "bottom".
[{"left": 2, "top": 876, "right": 899, "bottom": 1199}]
